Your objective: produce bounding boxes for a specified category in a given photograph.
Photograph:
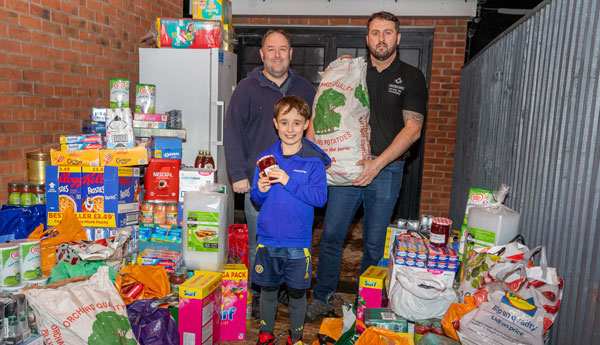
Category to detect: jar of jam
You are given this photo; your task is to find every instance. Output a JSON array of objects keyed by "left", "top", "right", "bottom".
[
  {"left": 153, "top": 203, "right": 166, "bottom": 224},
  {"left": 414, "top": 320, "right": 431, "bottom": 342},
  {"left": 8, "top": 183, "right": 20, "bottom": 206},
  {"left": 169, "top": 267, "right": 188, "bottom": 295},
  {"left": 32, "top": 184, "right": 45, "bottom": 205},
  {"left": 20, "top": 184, "right": 34, "bottom": 207},
  {"left": 430, "top": 318, "right": 444, "bottom": 335},
  {"left": 430, "top": 217, "right": 452, "bottom": 247},
  {"left": 141, "top": 202, "right": 154, "bottom": 224},
  {"left": 166, "top": 203, "right": 178, "bottom": 225},
  {"left": 257, "top": 155, "right": 278, "bottom": 180}
]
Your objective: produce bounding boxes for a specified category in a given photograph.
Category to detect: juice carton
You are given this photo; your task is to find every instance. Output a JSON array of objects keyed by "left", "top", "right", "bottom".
[
  {"left": 179, "top": 271, "right": 222, "bottom": 345},
  {"left": 357, "top": 266, "right": 387, "bottom": 321},
  {"left": 220, "top": 264, "right": 247, "bottom": 341}
]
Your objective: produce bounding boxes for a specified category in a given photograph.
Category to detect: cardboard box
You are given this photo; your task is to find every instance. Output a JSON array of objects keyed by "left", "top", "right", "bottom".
[
  {"left": 133, "top": 120, "right": 167, "bottom": 129},
  {"left": 51, "top": 149, "right": 100, "bottom": 166},
  {"left": 152, "top": 137, "right": 182, "bottom": 159},
  {"left": 220, "top": 264, "right": 247, "bottom": 341},
  {"left": 100, "top": 146, "right": 149, "bottom": 166},
  {"left": 91, "top": 108, "right": 107, "bottom": 122},
  {"left": 137, "top": 248, "right": 183, "bottom": 274},
  {"left": 59, "top": 134, "right": 102, "bottom": 144},
  {"left": 134, "top": 128, "right": 187, "bottom": 139},
  {"left": 46, "top": 166, "right": 140, "bottom": 227},
  {"left": 134, "top": 113, "right": 169, "bottom": 122},
  {"left": 60, "top": 142, "right": 103, "bottom": 151},
  {"left": 383, "top": 225, "right": 408, "bottom": 259},
  {"left": 363, "top": 308, "right": 408, "bottom": 333},
  {"left": 179, "top": 271, "right": 222, "bottom": 345},
  {"left": 358, "top": 266, "right": 387, "bottom": 321}
]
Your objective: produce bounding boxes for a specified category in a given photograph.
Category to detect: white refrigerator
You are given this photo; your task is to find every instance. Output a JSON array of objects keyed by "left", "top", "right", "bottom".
[{"left": 139, "top": 48, "right": 237, "bottom": 225}]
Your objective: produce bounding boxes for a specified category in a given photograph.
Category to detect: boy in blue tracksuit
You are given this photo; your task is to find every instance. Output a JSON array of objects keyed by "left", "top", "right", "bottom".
[{"left": 250, "top": 95, "right": 330, "bottom": 345}]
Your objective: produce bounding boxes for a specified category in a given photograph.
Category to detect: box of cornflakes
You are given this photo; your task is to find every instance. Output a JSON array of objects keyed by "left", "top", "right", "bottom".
[{"left": 46, "top": 166, "right": 140, "bottom": 227}]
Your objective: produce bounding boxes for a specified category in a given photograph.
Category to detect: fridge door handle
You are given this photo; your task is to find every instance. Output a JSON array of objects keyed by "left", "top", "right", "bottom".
[{"left": 216, "top": 101, "right": 225, "bottom": 145}]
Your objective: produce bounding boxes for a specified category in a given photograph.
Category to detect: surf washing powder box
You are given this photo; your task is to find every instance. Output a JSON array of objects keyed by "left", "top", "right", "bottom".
[
  {"left": 179, "top": 271, "right": 222, "bottom": 345},
  {"left": 220, "top": 264, "right": 247, "bottom": 341}
]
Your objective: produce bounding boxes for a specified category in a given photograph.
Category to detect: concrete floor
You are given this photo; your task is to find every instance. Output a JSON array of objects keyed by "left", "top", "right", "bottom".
[{"left": 222, "top": 214, "right": 364, "bottom": 344}]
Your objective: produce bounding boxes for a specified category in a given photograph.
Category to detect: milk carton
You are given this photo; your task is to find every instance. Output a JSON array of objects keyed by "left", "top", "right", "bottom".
[
  {"left": 357, "top": 266, "right": 387, "bottom": 321},
  {"left": 179, "top": 271, "right": 222, "bottom": 345},
  {"left": 220, "top": 264, "right": 247, "bottom": 341}
]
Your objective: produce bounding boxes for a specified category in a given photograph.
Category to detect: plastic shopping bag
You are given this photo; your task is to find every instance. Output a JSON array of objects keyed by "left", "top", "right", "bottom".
[
  {"left": 127, "top": 297, "right": 179, "bottom": 345},
  {"left": 389, "top": 266, "right": 458, "bottom": 321},
  {"left": 0, "top": 204, "right": 46, "bottom": 242},
  {"left": 312, "top": 56, "right": 371, "bottom": 185},
  {"left": 22, "top": 266, "right": 138, "bottom": 345},
  {"left": 441, "top": 296, "right": 477, "bottom": 341},
  {"left": 28, "top": 207, "right": 88, "bottom": 276},
  {"left": 354, "top": 326, "right": 413, "bottom": 345},
  {"left": 115, "top": 265, "right": 171, "bottom": 305},
  {"left": 312, "top": 318, "right": 343, "bottom": 345}
]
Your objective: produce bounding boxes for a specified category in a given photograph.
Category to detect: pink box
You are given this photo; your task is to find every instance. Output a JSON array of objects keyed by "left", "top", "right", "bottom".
[
  {"left": 220, "top": 264, "right": 248, "bottom": 341},
  {"left": 179, "top": 271, "right": 222, "bottom": 345},
  {"left": 357, "top": 266, "right": 387, "bottom": 321},
  {"left": 133, "top": 112, "right": 169, "bottom": 121}
]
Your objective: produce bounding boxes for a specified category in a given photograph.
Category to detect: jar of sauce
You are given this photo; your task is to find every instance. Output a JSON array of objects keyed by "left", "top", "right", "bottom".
[
  {"left": 153, "top": 203, "right": 166, "bottom": 224},
  {"left": 141, "top": 202, "right": 154, "bottom": 224},
  {"left": 430, "top": 217, "right": 452, "bottom": 247},
  {"left": 169, "top": 267, "right": 188, "bottom": 295},
  {"left": 20, "top": 184, "right": 33, "bottom": 207},
  {"left": 32, "top": 184, "right": 45, "bottom": 205},
  {"left": 8, "top": 183, "right": 20, "bottom": 206},
  {"left": 166, "top": 203, "right": 178, "bottom": 225}
]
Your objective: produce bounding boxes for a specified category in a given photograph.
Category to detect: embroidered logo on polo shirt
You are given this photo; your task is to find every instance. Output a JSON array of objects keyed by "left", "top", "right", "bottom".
[
  {"left": 388, "top": 77, "right": 405, "bottom": 96},
  {"left": 293, "top": 169, "right": 306, "bottom": 174}
]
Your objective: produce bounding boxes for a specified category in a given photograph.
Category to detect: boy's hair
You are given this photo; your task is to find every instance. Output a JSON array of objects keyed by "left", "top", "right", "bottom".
[
  {"left": 367, "top": 11, "right": 400, "bottom": 33},
  {"left": 274, "top": 95, "right": 310, "bottom": 121},
  {"left": 261, "top": 29, "right": 291, "bottom": 48}
]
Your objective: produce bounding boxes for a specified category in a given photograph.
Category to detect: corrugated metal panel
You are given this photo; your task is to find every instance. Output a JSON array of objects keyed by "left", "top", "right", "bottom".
[{"left": 450, "top": 0, "right": 600, "bottom": 344}]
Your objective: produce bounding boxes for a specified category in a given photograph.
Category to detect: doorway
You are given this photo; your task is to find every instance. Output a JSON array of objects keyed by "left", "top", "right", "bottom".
[{"left": 235, "top": 26, "right": 433, "bottom": 220}]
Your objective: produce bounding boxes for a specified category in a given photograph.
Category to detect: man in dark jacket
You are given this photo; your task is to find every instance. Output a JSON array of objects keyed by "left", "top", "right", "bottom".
[{"left": 224, "top": 29, "right": 316, "bottom": 317}]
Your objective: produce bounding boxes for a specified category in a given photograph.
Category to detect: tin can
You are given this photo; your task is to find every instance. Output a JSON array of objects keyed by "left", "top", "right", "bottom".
[{"left": 27, "top": 152, "right": 50, "bottom": 185}]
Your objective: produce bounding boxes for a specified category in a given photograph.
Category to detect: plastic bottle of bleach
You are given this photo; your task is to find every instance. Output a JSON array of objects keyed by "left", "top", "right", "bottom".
[{"left": 182, "top": 190, "right": 228, "bottom": 272}]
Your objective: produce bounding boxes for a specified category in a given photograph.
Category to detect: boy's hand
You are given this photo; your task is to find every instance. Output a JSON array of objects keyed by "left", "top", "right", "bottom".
[
  {"left": 266, "top": 168, "right": 289, "bottom": 186},
  {"left": 257, "top": 172, "right": 272, "bottom": 193}
]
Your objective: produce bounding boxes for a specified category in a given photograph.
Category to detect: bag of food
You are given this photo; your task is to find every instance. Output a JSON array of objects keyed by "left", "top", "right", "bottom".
[
  {"left": 228, "top": 223, "right": 249, "bottom": 269},
  {"left": 354, "top": 326, "right": 412, "bottom": 345},
  {"left": 127, "top": 297, "right": 179, "bottom": 345},
  {"left": 312, "top": 56, "right": 371, "bottom": 185},
  {"left": 441, "top": 296, "right": 477, "bottom": 341},
  {"left": 28, "top": 208, "right": 88, "bottom": 276},
  {"left": 389, "top": 265, "right": 458, "bottom": 321},
  {"left": 115, "top": 265, "right": 171, "bottom": 305},
  {"left": 23, "top": 266, "right": 139, "bottom": 345}
]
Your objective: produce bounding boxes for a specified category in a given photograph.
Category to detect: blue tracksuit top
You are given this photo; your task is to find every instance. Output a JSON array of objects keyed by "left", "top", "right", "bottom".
[
  {"left": 224, "top": 67, "right": 316, "bottom": 185},
  {"left": 250, "top": 138, "right": 331, "bottom": 249}
]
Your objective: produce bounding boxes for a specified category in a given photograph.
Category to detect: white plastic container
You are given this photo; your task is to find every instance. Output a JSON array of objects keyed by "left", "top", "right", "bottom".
[
  {"left": 182, "top": 191, "right": 228, "bottom": 272},
  {"left": 465, "top": 204, "right": 520, "bottom": 251}
]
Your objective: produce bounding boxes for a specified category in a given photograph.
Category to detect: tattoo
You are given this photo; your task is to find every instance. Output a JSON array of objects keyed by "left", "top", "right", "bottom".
[{"left": 403, "top": 110, "right": 424, "bottom": 125}]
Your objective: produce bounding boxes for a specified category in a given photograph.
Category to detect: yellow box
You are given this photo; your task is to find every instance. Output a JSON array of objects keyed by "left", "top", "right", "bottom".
[
  {"left": 51, "top": 149, "right": 100, "bottom": 166},
  {"left": 222, "top": 263, "right": 248, "bottom": 282},
  {"left": 359, "top": 265, "right": 387, "bottom": 289},
  {"left": 181, "top": 271, "right": 222, "bottom": 299},
  {"left": 100, "top": 146, "right": 149, "bottom": 166},
  {"left": 192, "top": 0, "right": 232, "bottom": 25}
]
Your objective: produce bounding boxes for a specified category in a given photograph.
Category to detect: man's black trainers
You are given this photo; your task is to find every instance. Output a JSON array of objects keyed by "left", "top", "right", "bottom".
[{"left": 305, "top": 299, "right": 334, "bottom": 323}]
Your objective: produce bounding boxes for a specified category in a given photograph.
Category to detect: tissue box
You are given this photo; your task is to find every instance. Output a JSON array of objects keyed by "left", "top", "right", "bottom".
[{"left": 179, "top": 271, "right": 222, "bottom": 345}]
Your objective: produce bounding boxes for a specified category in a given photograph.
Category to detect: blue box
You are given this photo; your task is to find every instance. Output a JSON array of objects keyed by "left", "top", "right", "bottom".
[{"left": 152, "top": 137, "right": 182, "bottom": 159}]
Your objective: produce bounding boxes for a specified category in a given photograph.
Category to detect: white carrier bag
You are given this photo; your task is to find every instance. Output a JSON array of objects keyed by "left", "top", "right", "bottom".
[{"left": 312, "top": 56, "right": 371, "bottom": 185}]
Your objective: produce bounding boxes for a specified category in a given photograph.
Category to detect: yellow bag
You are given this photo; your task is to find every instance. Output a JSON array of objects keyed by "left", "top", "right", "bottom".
[
  {"left": 354, "top": 326, "right": 414, "bottom": 345},
  {"left": 115, "top": 264, "right": 171, "bottom": 305},
  {"left": 28, "top": 208, "right": 87, "bottom": 276},
  {"left": 441, "top": 295, "right": 477, "bottom": 341}
]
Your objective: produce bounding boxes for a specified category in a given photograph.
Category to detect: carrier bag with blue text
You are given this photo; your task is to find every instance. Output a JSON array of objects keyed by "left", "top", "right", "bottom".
[{"left": 312, "top": 56, "right": 371, "bottom": 186}]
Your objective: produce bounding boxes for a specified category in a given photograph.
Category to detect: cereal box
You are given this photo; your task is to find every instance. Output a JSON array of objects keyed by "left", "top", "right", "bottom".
[
  {"left": 220, "top": 264, "right": 247, "bottom": 341},
  {"left": 46, "top": 166, "right": 140, "bottom": 227},
  {"left": 100, "top": 146, "right": 149, "bottom": 166},
  {"left": 179, "top": 271, "right": 222, "bottom": 345},
  {"left": 51, "top": 149, "right": 100, "bottom": 166},
  {"left": 358, "top": 266, "right": 387, "bottom": 321}
]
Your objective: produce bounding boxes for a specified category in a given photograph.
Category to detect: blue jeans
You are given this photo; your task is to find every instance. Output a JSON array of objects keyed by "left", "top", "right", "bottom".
[
  {"left": 312, "top": 161, "right": 404, "bottom": 302},
  {"left": 245, "top": 193, "right": 260, "bottom": 293}
]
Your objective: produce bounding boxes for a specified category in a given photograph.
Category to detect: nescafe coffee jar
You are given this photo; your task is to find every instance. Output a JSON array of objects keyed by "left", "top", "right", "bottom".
[{"left": 430, "top": 217, "right": 452, "bottom": 248}]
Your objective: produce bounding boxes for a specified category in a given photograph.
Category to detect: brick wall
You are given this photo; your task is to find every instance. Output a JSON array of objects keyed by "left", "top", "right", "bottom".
[
  {"left": 234, "top": 15, "right": 467, "bottom": 217},
  {"left": 0, "top": 0, "right": 181, "bottom": 203}
]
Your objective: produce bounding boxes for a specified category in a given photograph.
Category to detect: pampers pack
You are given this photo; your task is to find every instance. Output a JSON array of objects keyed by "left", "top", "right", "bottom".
[{"left": 179, "top": 271, "right": 222, "bottom": 345}]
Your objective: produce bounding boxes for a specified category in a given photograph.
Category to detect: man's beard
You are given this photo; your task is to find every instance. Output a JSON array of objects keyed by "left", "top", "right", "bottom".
[{"left": 369, "top": 43, "right": 397, "bottom": 61}]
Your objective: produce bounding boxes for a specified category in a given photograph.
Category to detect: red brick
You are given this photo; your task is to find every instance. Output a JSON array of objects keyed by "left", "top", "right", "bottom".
[
  {"left": 0, "top": 8, "right": 19, "bottom": 25},
  {"left": 9, "top": 25, "right": 32, "bottom": 41},
  {"left": 60, "top": 1, "right": 79, "bottom": 15},
  {"left": 0, "top": 121, "right": 23, "bottom": 133},
  {"left": 0, "top": 37, "right": 21, "bottom": 53},
  {"left": 398, "top": 19, "right": 412, "bottom": 26},
  {"left": 413, "top": 19, "right": 435, "bottom": 26},
  {"left": 64, "top": 120, "right": 81, "bottom": 132},
  {"left": 435, "top": 18, "right": 459, "bottom": 26},
  {"left": 0, "top": 95, "right": 22, "bottom": 107},
  {"left": 248, "top": 16, "right": 268, "bottom": 25},
  {"left": 5, "top": 0, "right": 28, "bottom": 13},
  {"left": 0, "top": 161, "right": 12, "bottom": 175},
  {"left": 41, "top": 0, "right": 60, "bottom": 10},
  {"left": 14, "top": 82, "right": 33, "bottom": 94},
  {"left": 232, "top": 16, "right": 249, "bottom": 24},
  {"left": 330, "top": 17, "right": 350, "bottom": 25},
  {"left": 8, "top": 54, "right": 30, "bottom": 68},
  {"left": 28, "top": 4, "right": 50, "bottom": 20},
  {"left": 35, "top": 109, "right": 55, "bottom": 120},
  {"left": 52, "top": 61, "right": 70, "bottom": 73},
  {"left": 54, "top": 86, "right": 72, "bottom": 97},
  {"left": 44, "top": 97, "right": 63, "bottom": 108},
  {"left": 63, "top": 98, "right": 81, "bottom": 108},
  {"left": 444, "top": 26, "right": 466, "bottom": 33},
  {"left": 44, "top": 72, "right": 63, "bottom": 84},
  {"left": 289, "top": 17, "right": 309, "bottom": 25},
  {"left": 0, "top": 109, "right": 12, "bottom": 121},
  {"left": 269, "top": 17, "right": 289, "bottom": 25},
  {"left": 22, "top": 95, "right": 44, "bottom": 107},
  {"left": 42, "top": 21, "right": 62, "bottom": 35},
  {"left": 309, "top": 17, "right": 329, "bottom": 25},
  {"left": 350, "top": 17, "right": 368, "bottom": 26},
  {"left": 31, "top": 57, "right": 52, "bottom": 71}
]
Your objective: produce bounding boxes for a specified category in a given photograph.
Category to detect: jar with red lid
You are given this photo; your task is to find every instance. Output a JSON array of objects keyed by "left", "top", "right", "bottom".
[
  {"left": 257, "top": 155, "right": 278, "bottom": 180},
  {"left": 430, "top": 319, "right": 444, "bottom": 335},
  {"left": 8, "top": 183, "right": 20, "bottom": 206},
  {"left": 32, "top": 184, "right": 45, "bottom": 205},
  {"left": 169, "top": 267, "right": 188, "bottom": 295},
  {"left": 20, "top": 184, "right": 34, "bottom": 207},
  {"left": 430, "top": 217, "right": 452, "bottom": 247},
  {"left": 414, "top": 320, "right": 431, "bottom": 342}
]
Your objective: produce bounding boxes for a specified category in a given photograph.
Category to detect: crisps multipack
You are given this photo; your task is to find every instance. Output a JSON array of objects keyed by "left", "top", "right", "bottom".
[{"left": 45, "top": 166, "right": 140, "bottom": 227}]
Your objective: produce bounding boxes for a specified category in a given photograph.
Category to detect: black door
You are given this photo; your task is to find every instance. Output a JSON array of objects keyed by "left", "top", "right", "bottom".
[{"left": 235, "top": 27, "right": 433, "bottom": 220}]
